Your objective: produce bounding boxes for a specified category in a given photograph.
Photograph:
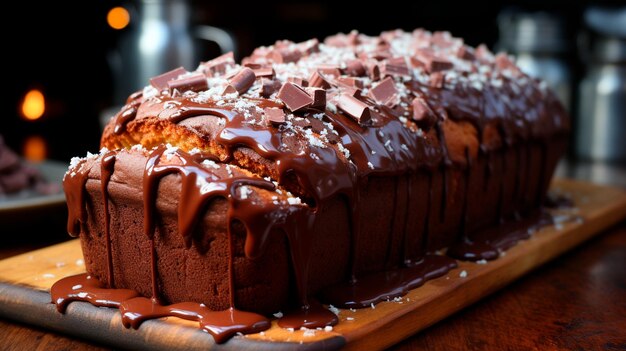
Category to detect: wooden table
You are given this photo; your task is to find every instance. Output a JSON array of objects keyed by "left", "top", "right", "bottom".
[{"left": 1, "top": 212, "right": 624, "bottom": 351}]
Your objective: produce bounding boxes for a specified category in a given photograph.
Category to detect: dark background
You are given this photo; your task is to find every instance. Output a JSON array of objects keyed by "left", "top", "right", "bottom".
[{"left": 0, "top": 0, "right": 615, "bottom": 162}]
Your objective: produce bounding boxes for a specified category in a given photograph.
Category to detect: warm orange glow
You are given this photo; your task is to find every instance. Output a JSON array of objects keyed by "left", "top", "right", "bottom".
[
  {"left": 21, "top": 89, "right": 45, "bottom": 121},
  {"left": 23, "top": 135, "right": 47, "bottom": 162},
  {"left": 107, "top": 7, "right": 130, "bottom": 30}
]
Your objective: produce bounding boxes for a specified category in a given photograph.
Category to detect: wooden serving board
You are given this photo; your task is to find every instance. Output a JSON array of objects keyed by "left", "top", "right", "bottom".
[{"left": 1, "top": 178, "right": 625, "bottom": 351}]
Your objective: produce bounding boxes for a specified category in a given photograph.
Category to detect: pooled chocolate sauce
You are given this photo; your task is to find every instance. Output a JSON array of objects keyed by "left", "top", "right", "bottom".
[
  {"left": 55, "top": 29, "right": 571, "bottom": 344},
  {"left": 50, "top": 273, "right": 269, "bottom": 344},
  {"left": 447, "top": 211, "right": 554, "bottom": 261},
  {"left": 277, "top": 301, "right": 338, "bottom": 329},
  {"left": 120, "top": 299, "right": 269, "bottom": 344},
  {"left": 321, "top": 255, "right": 456, "bottom": 308},
  {"left": 51, "top": 273, "right": 138, "bottom": 312}
]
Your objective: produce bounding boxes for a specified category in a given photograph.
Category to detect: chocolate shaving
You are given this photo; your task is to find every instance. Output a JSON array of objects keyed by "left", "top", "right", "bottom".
[
  {"left": 337, "top": 93, "right": 371, "bottom": 124},
  {"left": 150, "top": 67, "right": 187, "bottom": 91},
  {"left": 264, "top": 107, "right": 286, "bottom": 125},
  {"left": 368, "top": 77, "right": 399, "bottom": 107},
  {"left": 277, "top": 82, "right": 313, "bottom": 112},
  {"left": 305, "top": 87, "right": 326, "bottom": 110},
  {"left": 223, "top": 68, "right": 256, "bottom": 95},
  {"left": 168, "top": 73, "right": 208, "bottom": 94}
]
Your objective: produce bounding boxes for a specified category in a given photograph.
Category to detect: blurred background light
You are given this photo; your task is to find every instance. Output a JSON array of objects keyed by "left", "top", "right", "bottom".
[
  {"left": 107, "top": 6, "right": 130, "bottom": 30},
  {"left": 21, "top": 89, "right": 45, "bottom": 121},
  {"left": 22, "top": 135, "right": 48, "bottom": 162}
]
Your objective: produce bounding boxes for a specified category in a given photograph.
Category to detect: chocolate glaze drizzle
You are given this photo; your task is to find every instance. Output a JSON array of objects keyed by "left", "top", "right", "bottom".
[{"left": 56, "top": 29, "right": 570, "bottom": 344}]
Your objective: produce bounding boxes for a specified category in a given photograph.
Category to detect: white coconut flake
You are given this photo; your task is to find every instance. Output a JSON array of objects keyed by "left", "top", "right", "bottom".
[
  {"left": 287, "top": 197, "right": 302, "bottom": 205},
  {"left": 337, "top": 143, "right": 351, "bottom": 159},
  {"left": 459, "top": 270, "right": 468, "bottom": 278},
  {"left": 238, "top": 185, "right": 252, "bottom": 200},
  {"left": 163, "top": 144, "right": 179, "bottom": 160}
]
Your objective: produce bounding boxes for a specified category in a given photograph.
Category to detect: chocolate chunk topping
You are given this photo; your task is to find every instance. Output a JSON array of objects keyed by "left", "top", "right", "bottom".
[
  {"left": 336, "top": 93, "right": 371, "bottom": 124},
  {"left": 277, "top": 82, "right": 313, "bottom": 112},
  {"left": 271, "top": 49, "right": 302, "bottom": 64},
  {"left": 317, "top": 65, "right": 342, "bottom": 78},
  {"left": 368, "top": 77, "right": 399, "bottom": 107},
  {"left": 383, "top": 57, "right": 411, "bottom": 77},
  {"left": 223, "top": 67, "right": 256, "bottom": 95},
  {"left": 305, "top": 87, "right": 326, "bottom": 110},
  {"left": 288, "top": 77, "right": 309, "bottom": 87},
  {"left": 429, "top": 72, "right": 445, "bottom": 88},
  {"left": 253, "top": 67, "right": 275, "bottom": 78},
  {"left": 456, "top": 45, "right": 475, "bottom": 60},
  {"left": 202, "top": 52, "right": 235, "bottom": 77},
  {"left": 260, "top": 79, "right": 282, "bottom": 98},
  {"left": 264, "top": 107, "right": 286, "bottom": 125},
  {"left": 411, "top": 95, "right": 437, "bottom": 130},
  {"left": 296, "top": 38, "right": 320, "bottom": 56},
  {"left": 168, "top": 73, "right": 208, "bottom": 94},
  {"left": 415, "top": 48, "right": 453, "bottom": 73},
  {"left": 336, "top": 77, "right": 364, "bottom": 89},
  {"left": 344, "top": 60, "right": 366, "bottom": 77},
  {"left": 495, "top": 53, "right": 517, "bottom": 71},
  {"left": 308, "top": 71, "right": 331, "bottom": 89},
  {"left": 150, "top": 67, "right": 187, "bottom": 91},
  {"left": 366, "top": 62, "right": 381, "bottom": 81}
]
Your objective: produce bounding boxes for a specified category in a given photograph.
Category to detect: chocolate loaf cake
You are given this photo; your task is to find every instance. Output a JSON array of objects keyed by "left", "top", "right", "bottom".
[{"left": 57, "top": 29, "right": 569, "bottom": 341}]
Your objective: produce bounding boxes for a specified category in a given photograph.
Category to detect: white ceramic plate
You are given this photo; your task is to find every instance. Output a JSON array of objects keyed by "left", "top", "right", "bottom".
[{"left": 0, "top": 160, "right": 67, "bottom": 212}]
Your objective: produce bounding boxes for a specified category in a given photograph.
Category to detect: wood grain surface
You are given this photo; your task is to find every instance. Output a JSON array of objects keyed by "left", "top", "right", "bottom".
[{"left": 1, "top": 178, "right": 625, "bottom": 350}]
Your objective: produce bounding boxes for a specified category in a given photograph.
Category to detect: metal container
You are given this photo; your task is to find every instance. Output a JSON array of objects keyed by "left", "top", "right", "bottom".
[
  {"left": 576, "top": 6, "right": 626, "bottom": 162},
  {"left": 109, "top": 0, "right": 236, "bottom": 104},
  {"left": 497, "top": 10, "right": 572, "bottom": 110}
]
